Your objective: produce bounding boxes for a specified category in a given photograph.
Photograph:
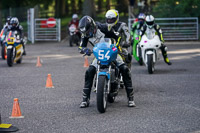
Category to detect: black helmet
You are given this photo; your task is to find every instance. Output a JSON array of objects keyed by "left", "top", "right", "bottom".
[
  {"left": 10, "top": 17, "right": 19, "bottom": 28},
  {"left": 6, "top": 16, "right": 12, "bottom": 24},
  {"left": 78, "top": 16, "right": 96, "bottom": 38}
]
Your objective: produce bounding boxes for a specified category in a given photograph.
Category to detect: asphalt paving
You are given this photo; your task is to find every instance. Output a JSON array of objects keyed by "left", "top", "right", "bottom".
[{"left": 0, "top": 41, "right": 200, "bottom": 133}]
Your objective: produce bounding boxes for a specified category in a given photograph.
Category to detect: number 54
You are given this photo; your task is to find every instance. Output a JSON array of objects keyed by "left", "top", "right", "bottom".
[{"left": 99, "top": 50, "right": 110, "bottom": 60}]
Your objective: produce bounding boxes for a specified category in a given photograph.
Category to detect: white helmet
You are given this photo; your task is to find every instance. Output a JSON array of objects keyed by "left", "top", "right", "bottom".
[
  {"left": 105, "top": 9, "right": 119, "bottom": 31},
  {"left": 72, "top": 14, "right": 78, "bottom": 19},
  {"left": 145, "top": 15, "right": 155, "bottom": 29}
]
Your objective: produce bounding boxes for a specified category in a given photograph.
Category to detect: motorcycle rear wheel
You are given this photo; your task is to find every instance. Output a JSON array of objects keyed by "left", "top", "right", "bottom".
[
  {"left": 16, "top": 57, "right": 22, "bottom": 64},
  {"left": 97, "top": 75, "right": 108, "bottom": 113}
]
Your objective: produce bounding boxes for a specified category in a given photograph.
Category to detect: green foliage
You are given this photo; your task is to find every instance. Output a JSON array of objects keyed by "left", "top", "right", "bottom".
[{"left": 153, "top": 0, "right": 200, "bottom": 17}]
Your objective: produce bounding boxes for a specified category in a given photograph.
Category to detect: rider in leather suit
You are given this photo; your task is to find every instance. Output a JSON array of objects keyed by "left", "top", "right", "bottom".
[
  {"left": 139, "top": 15, "right": 172, "bottom": 65},
  {"left": 104, "top": 10, "right": 132, "bottom": 68},
  {"left": 78, "top": 16, "right": 136, "bottom": 108}
]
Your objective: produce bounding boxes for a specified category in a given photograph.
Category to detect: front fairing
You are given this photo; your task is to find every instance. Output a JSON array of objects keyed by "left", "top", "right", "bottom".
[{"left": 93, "top": 42, "right": 118, "bottom": 65}]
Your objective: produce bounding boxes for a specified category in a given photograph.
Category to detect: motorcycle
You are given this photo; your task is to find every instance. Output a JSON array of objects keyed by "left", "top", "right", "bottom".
[
  {"left": 139, "top": 29, "right": 161, "bottom": 74},
  {"left": 68, "top": 24, "right": 80, "bottom": 47},
  {"left": 91, "top": 38, "right": 120, "bottom": 113},
  {"left": 5, "top": 31, "right": 24, "bottom": 67},
  {"left": 132, "top": 29, "right": 143, "bottom": 65}
]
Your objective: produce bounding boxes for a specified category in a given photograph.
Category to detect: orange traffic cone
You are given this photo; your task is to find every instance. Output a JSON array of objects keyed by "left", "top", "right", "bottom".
[
  {"left": 84, "top": 57, "right": 89, "bottom": 67},
  {"left": 36, "top": 56, "right": 42, "bottom": 67},
  {"left": 9, "top": 98, "right": 24, "bottom": 118},
  {"left": 46, "top": 74, "right": 54, "bottom": 88}
]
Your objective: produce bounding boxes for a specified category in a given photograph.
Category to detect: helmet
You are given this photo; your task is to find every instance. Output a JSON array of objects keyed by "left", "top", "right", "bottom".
[
  {"left": 138, "top": 13, "right": 145, "bottom": 21},
  {"left": 138, "top": 13, "right": 145, "bottom": 25},
  {"left": 72, "top": 14, "right": 78, "bottom": 19},
  {"left": 145, "top": 15, "right": 155, "bottom": 29},
  {"left": 78, "top": 16, "right": 96, "bottom": 38},
  {"left": 6, "top": 16, "right": 12, "bottom": 24},
  {"left": 10, "top": 17, "right": 19, "bottom": 28},
  {"left": 105, "top": 9, "right": 119, "bottom": 31}
]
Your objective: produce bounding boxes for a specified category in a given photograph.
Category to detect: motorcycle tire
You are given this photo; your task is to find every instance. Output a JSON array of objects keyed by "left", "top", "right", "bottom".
[
  {"left": 1, "top": 44, "right": 6, "bottom": 60},
  {"left": 7, "top": 48, "right": 14, "bottom": 67},
  {"left": 97, "top": 75, "right": 108, "bottom": 113},
  {"left": 147, "top": 54, "right": 154, "bottom": 74},
  {"left": 16, "top": 57, "right": 22, "bottom": 64},
  {"left": 138, "top": 47, "right": 143, "bottom": 66},
  {"left": 108, "top": 82, "right": 118, "bottom": 103},
  {"left": 69, "top": 37, "right": 73, "bottom": 47}
]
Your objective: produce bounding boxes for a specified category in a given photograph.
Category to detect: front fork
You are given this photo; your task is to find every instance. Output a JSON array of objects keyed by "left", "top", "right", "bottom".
[{"left": 95, "top": 63, "right": 111, "bottom": 95}]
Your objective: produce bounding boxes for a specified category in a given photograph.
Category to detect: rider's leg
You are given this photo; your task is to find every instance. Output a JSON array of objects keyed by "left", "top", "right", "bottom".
[
  {"left": 80, "top": 59, "right": 97, "bottom": 108},
  {"left": 117, "top": 55, "right": 136, "bottom": 107},
  {"left": 160, "top": 44, "right": 172, "bottom": 65}
]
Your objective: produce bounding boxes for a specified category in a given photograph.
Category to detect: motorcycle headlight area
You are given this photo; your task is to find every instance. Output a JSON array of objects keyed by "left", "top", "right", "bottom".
[{"left": 7, "top": 37, "right": 15, "bottom": 44}]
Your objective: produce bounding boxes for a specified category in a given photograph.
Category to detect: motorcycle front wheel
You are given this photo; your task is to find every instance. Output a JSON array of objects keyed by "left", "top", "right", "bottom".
[
  {"left": 7, "top": 48, "right": 15, "bottom": 67},
  {"left": 138, "top": 47, "right": 143, "bottom": 66},
  {"left": 69, "top": 36, "right": 73, "bottom": 47},
  {"left": 147, "top": 54, "right": 154, "bottom": 74},
  {"left": 97, "top": 75, "right": 108, "bottom": 113}
]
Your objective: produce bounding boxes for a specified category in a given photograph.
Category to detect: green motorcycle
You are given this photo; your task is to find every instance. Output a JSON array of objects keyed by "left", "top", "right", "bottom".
[{"left": 132, "top": 29, "right": 143, "bottom": 65}]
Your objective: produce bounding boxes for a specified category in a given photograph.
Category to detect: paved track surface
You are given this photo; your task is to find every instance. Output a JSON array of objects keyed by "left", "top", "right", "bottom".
[{"left": 0, "top": 42, "right": 200, "bottom": 133}]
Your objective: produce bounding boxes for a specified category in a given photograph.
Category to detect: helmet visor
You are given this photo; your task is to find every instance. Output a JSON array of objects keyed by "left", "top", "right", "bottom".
[
  {"left": 146, "top": 21, "right": 154, "bottom": 26},
  {"left": 106, "top": 18, "right": 117, "bottom": 24},
  {"left": 80, "top": 26, "right": 94, "bottom": 38}
]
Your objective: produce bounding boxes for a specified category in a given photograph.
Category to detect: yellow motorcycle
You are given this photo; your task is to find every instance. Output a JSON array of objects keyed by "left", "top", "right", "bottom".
[{"left": 5, "top": 31, "right": 24, "bottom": 67}]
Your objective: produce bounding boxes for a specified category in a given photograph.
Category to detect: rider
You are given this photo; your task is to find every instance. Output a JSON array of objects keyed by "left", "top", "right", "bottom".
[
  {"left": 131, "top": 13, "right": 145, "bottom": 36},
  {"left": 104, "top": 9, "right": 132, "bottom": 67},
  {"left": 68, "top": 14, "right": 81, "bottom": 38},
  {"left": 3, "top": 16, "right": 12, "bottom": 31},
  {"left": 0, "top": 16, "right": 12, "bottom": 44},
  {"left": 139, "top": 15, "right": 172, "bottom": 65},
  {"left": 78, "top": 16, "right": 136, "bottom": 108},
  {"left": 68, "top": 14, "right": 79, "bottom": 28},
  {"left": 8, "top": 17, "right": 26, "bottom": 55}
]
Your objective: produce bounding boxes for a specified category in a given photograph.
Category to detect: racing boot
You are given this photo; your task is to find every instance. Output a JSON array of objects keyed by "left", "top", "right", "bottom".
[
  {"left": 80, "top": 88, "right": 90, "bottom": 108},
  {"left": 119, "top": 65, "right": 136, "bottom": 107},
  {"left": 160, "top": 45, "right": 172, "bottom": 65},
  {"left": 22, "top": 42, "right": 26, "bottom": 55},
  {"left": 126, "top": 87, "right": 136, "bottom": 107}
]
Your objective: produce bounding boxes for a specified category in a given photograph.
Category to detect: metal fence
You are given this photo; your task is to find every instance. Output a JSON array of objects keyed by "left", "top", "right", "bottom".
[
  {"left": 34, "top": 18, "right": 61, "bottom": 42},
  {"left": 128, "top": 17, "right": 199, "bottom": 40}
]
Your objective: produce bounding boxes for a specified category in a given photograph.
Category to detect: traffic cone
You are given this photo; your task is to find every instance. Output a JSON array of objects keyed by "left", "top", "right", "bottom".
[
  {"left": 9, "top": 98, "right": 24, "bottom": 118},
  {"left": 36, "top": 56, "right": 42, "bottom": 67},
  {"left": 83, "top": 57, "right": 89, "bottom": 67},
  {"left": 46, "top": 74, "right": 54, "bottom": 88}
]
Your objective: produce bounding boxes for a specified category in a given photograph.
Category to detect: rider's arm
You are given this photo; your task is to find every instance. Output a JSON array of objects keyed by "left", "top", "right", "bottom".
[
  {"left": 139, "top": 25, "right": 146, "bottom": 41},
  {"left": 79, "top": 36, "right": 89, "bottom": 54},
  {"left": 154, "top": 24, "right": 164, "bottom": 43},
  {"left": 121, "top": 23, "right": 131, "bottom": 46},
  {"left": 18, "top": 25, "right": 24, "bottom": 39},
  {"left": 131, "top": 22, "right": 138, "bottom": 36}
]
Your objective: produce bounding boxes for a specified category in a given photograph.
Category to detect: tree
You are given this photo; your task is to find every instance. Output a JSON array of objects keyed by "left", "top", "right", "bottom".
[
  {"left": 116, "top": 0, "right": 129, "bottom": 16},
  {"left": 82, "top": 0, "right": 96, "bottom": 18},
  {"left": 153, "top": 0, "right": 200, "bottom": 18}
]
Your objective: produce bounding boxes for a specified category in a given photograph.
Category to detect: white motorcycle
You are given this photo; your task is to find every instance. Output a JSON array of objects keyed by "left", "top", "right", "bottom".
[
  {"left": 68, "top": 24, "right": 80, "bottom": 47},
  {"left": 139, "top": 29, "right": 161, "bottom": 74}
]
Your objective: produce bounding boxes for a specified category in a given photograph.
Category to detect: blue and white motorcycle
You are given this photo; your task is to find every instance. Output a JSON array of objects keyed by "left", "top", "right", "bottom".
[{"left": 92, "top": 39, "right": 120, "bottom": 113}]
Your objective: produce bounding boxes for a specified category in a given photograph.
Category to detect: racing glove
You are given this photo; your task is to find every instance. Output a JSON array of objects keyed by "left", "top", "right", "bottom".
[{"left": 79, "top": 47, "right": 92, "bottom": 56}]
